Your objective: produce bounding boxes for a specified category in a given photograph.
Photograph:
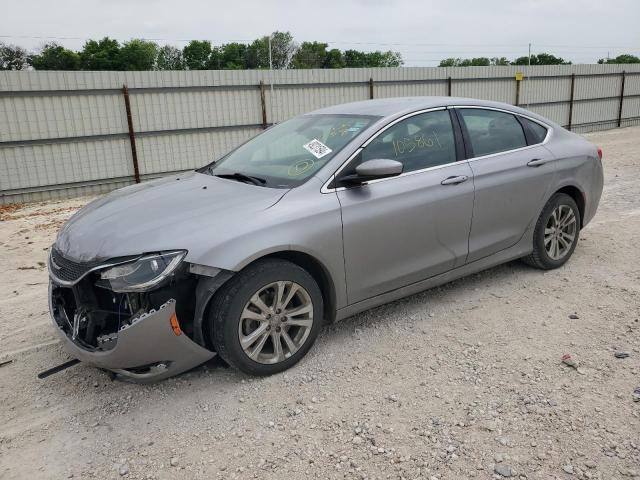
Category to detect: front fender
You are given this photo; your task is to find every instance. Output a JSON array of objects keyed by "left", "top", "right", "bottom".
[{"left": 189, "top": 182, "right": 348, "bottom": 311}]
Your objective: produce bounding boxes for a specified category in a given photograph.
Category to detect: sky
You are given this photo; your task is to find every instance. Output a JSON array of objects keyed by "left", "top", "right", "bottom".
[{"left": 1, "top": 0, "right": 639, "bottom": 66}]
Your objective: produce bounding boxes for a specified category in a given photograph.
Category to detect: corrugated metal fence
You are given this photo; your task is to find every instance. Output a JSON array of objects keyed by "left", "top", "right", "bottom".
[{"left": 1, "top": 64, "right": 639, "bottom": 204}]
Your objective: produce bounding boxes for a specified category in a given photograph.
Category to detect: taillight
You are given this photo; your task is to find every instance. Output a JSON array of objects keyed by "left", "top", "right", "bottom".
[{"left": 597, "top": 147, "right": 603, "bottom": 160}]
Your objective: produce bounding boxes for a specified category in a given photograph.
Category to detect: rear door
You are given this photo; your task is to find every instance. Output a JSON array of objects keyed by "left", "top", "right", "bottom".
[
  {"left": 335, "top": 108, "right": 475, "bottom": 304},
  {"left": 456, "top": 107, "right": 557, "bottom": 263}
]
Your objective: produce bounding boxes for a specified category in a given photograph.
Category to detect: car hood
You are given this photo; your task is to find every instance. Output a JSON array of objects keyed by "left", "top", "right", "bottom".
[{"left": 55, "top": 171, "right": 288, "bottom": 262}]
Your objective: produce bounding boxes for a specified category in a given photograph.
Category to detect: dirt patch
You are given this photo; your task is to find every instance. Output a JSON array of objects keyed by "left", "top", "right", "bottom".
[
  {"left": 0, "top": 203, "right": 25, "bottom": 221},
  {"left": 0, "top": 127, "right": 639, "bottom": 480},
  {"left": 1, "top": 205, "right": 80, "bottom": 222}
]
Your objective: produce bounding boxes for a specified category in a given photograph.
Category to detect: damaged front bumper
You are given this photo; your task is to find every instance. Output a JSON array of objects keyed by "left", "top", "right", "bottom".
[{"left": 48, "top": 279, "right": 216, "bottom": 383}]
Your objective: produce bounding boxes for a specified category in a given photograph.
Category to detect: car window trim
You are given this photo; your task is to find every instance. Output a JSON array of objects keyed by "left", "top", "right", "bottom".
[
  {"left": 455, "top": 106, "right": 531, "bottom": 158},
  {"left": 320, "top": 105, "right": 554, "bottom": 193},
  {"left": 452, "top": 105, "right": 553, "bottom": 161},
  {"left": 322, "top": 106, "right": 462, "bottom": 193},
  {"left": 322, "top": 148, "right": 472, "bottom": 193}
]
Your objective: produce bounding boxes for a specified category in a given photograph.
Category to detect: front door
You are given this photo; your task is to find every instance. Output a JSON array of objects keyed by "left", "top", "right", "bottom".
[{"left": 335, "top": 109, "right": 475, "bottom": 304}]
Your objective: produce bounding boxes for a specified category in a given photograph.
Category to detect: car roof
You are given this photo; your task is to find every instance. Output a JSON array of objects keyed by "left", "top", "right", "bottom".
[{"left": 307, "top": 96, "right": 556, "bottom": 126}]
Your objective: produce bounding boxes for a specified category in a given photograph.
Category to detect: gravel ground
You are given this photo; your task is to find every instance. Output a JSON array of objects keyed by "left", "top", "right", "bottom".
[{"left": 1, "top": 126, "right": 639, "bottom": 480}]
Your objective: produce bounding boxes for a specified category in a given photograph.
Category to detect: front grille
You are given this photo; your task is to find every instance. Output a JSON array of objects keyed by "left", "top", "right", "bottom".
[{"left": 50, "top": 248, "right": 103, "bottom": 283}]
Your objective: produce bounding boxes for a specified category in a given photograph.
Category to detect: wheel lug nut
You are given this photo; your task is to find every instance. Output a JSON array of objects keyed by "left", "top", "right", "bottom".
[
  {"left": 276, "top": 326, "right": 281, "bottom": 332},
  {"left": 266, "top": 325, "right": 271, "bottom": 331}
]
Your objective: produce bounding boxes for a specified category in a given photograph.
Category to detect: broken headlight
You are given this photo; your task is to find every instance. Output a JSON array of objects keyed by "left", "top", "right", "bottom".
[{"left": 98, "top": 250, "right": 186, "bottom": 292}]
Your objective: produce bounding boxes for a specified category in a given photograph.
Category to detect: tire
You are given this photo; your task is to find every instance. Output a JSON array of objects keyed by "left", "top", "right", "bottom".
[
  {"left": 208, "top": 259, "right": 323, "bottom": 376},
  {"left": 523, "top": 193, "right": 581, "bottom": 270}
]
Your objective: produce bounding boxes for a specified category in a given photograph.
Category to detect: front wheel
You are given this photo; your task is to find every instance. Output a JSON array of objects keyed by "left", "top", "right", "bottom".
[
  {"left": 208, "top": 259, "right": 323, "bottom": 376},
  {"left": 523, "top": 193, "right": 581, "bottom": 270}
]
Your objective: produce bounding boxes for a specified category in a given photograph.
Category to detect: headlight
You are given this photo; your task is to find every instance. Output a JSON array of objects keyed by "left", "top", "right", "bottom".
[{"left": 99, "top": 250, "right": 186, "bottom": 292}]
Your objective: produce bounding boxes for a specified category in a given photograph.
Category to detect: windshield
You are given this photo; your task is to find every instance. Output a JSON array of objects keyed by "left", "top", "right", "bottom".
[{"left": 204, "top": 114, "right": 379, "bottom": 188}]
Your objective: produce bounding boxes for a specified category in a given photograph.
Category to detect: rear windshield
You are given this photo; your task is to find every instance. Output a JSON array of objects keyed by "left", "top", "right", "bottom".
[{"left": 204, "top": 114, "right": 379, "bottom": 188}]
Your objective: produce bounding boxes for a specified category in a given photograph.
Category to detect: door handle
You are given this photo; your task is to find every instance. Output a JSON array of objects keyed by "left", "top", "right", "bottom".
[
  {"left": 527, "top": 158, "right": 548, "bottom": 167},
  {"left": 441, "top": 175, "right": 468, "bottom": 186}
]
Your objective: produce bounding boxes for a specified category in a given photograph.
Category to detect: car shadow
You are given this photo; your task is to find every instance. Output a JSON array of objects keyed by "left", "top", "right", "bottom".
[
  {"left": 178, "top": 258, "right": 536, "bottom": 382},
  {"left": 36, "top": 259, "right": 538, "bottom": 400}
]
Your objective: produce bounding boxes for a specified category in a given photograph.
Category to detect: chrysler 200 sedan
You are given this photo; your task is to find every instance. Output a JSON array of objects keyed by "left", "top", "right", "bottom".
[{"left": 48, "top": 97, "right": 603, "bottom": 382}]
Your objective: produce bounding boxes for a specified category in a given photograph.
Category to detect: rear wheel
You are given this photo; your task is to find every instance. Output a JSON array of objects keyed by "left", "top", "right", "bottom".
[
  {"left": 523, "top": 193, "right": 581, "bottom": 270},
  {"left": 208, "top": 259, "right": 323, "bottom": 376}
]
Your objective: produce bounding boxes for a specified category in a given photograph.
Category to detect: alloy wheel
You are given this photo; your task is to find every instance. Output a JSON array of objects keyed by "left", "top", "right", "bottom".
[
  {"left": 544, "top": 205, "right": 577, "bottom": 260},
  {"left": 238, "top": 281, "right": 314, "bottom": 364}
]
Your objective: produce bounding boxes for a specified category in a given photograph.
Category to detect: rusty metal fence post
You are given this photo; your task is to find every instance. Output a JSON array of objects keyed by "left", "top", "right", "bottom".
[
  {"left": 369, "top": 78, "right": 374, "bottom": 99},
  {"left": 617, "top": 70, "right": 626, "bottom": 128},
  {"left": 515, "top": 77, "right": 521, "bottom": 106},
  {"left": 259, "top": 80, "right": 268, "bottom": 129},
  {"left": 567, "top": 73, "right": 576, "bottom": 131},
  {"left": 447, "top": 76, "right": 452, "bottom": 96},
  {"left": 121, "top": 85, "right": 141, "bottom": 184}
]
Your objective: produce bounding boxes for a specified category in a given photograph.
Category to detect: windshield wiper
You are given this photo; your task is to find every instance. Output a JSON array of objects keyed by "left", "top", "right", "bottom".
[{"left": 214, "top": 172, "right": 267, "bottom": 186}]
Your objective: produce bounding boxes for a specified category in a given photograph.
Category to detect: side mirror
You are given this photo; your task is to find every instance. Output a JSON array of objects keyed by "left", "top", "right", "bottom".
[{"left": 340, "top": 159, "right": 403, "bottom": 185}]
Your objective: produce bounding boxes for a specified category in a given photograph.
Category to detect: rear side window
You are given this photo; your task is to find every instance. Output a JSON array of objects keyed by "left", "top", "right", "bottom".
[
  {"left": 519, "top": 117, "right": 548, "bottom": 144},
  {"left": 459, "top": 109, "right": 527, "bottom": 157}
]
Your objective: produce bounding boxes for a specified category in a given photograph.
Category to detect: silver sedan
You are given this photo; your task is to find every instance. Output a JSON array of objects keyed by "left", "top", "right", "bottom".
[{"left": 48, "top": 97, "right": 603, "bottom": 381}]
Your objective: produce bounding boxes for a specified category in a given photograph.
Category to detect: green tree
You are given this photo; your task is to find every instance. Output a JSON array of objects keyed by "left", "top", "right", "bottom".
[
  {"left": 439, "top": 57, "right": 492, "bottom": 67},
  {"left": 462, "top": 57, "right": 491, "bottom": 66},
  {"left": 251, "top": 31, "right": 296, "bottom": 69},
  {"left": 490, "top": 57, "right": 510, "bottom": 66},
  {"left": 183, "top": 40, "right": 212, "bottom": 70},
  {"left": 29, "top": 43, "right": 80, "bottom": 70},
  {"left": 291, "top": 41, "right": 328, "bottom": 68},
  {"left": 80, "top": 37, "right": 121, "bottom": 70},
  {"left": 243, "top": 43, "right": 260, "bottom": 69},
  {"left": 218, "top": 43, "right": 248, "bottom": 69},
  {"left": 118, "top": 39, "right": 158, "bottom": 70},
  {"left": 344, "top": 49, "right": 367, "bottom": 67},
  {"left": 248, "top": 38, "right": 269, "bottom": 69},
  {"left": 512, "top": 53, "right": 570, "bottom": 65},
  {"left": 373, "top": 50, "right": 403, "bottom": 67},
  {"left": 0, "top": 42, "right": 30, "bottom": 70},
  {"left": 438, "top": 57, "right": 459, "bottom": 67},
  {"left": 155, "top": 45, "right": 184, "bottom": 70},
  {"left": 598, "top": 54, "right": 640, "bottom": 64},
  {"left": 268, "top": 31, "right": 297, "bottom": 69},
  {"left": 207, "top": 46, "right": 223, "bottom": 69},
  {"left": 324, "top": 48, "right": 346, "bottom": 68},
  {"left": 344, "top": 49, "right": 402, "bottom": 67}
]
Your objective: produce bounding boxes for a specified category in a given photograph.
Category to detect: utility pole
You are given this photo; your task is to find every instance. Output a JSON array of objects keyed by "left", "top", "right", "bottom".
[
  {"left": 268, "top": 34, "right": 275, "bottom": 126},
  {"left": 528, "top": 43, "right": 531, "bottom": 66}
]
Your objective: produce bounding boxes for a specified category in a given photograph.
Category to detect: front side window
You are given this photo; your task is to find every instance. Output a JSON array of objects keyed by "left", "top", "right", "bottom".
[
  {"left": 205, "top": 114, "right": 378, "bottom": 188},
  {"left": 358, "top": 109, "right": 457, "bottom": 173},
  {"left": 459, "top": 109, "right": 527, "bottom": 157}
]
